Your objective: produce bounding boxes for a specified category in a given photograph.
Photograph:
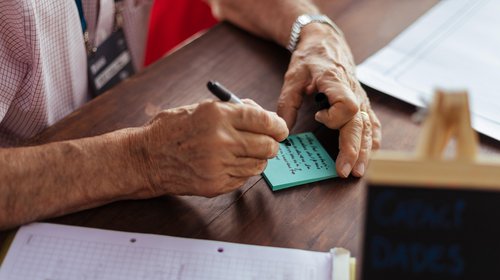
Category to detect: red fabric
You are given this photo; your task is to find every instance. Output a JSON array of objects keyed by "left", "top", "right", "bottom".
[{"left": 145, "top": 0, "right": 218, "bottom": 66}]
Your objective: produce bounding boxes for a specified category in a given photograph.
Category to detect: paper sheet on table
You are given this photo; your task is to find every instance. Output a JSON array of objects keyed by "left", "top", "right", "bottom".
[
  {"left": 357, "top": 0, "right": 500, "bottom": 141},
  {"left": 0, "top": 223, "right": 336, "bottom": 280}
]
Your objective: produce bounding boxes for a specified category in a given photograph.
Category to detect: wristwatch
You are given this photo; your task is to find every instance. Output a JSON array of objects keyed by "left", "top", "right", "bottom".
[{"left": 287, "top": 14, "right": 343, "bottom": 52}]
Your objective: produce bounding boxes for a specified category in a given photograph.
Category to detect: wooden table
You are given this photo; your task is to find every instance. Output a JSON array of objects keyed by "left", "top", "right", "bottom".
[{"left": 2, "top": 0, "right": 499, "bottom": 275}]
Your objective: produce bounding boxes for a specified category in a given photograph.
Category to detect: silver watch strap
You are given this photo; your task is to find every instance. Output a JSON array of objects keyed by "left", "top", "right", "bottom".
[{"left": 287, "top": 14, "right": 343, "bottom": 52}]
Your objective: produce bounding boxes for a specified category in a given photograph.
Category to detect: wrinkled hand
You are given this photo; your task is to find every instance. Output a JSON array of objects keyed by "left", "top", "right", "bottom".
[
  {"left": 133, "top": 99, "right": 288, "bottom": 198},
  {"left": 277, "top": 24, "right": 381, "bottom": 178}
]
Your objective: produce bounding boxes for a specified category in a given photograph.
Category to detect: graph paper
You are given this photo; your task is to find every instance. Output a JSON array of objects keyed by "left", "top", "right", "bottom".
[{"left": 0, "top": 223, "right": 333, "bottom": 280}]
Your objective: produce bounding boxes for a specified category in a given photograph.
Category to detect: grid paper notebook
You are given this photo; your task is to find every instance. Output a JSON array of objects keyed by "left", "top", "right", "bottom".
[{"left": 0, "top": 223, "right": 352, "bottom": 280}]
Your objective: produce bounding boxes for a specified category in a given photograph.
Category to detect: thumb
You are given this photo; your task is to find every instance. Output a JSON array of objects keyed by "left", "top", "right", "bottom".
[{"left": 277, "top": 69, "right": 309, "bottom": 130}]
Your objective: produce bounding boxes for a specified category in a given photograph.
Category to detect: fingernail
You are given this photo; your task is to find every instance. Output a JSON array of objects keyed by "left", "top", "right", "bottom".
[
  {"left": 354, "top": 163, "right": 365, "bottom": 177},
  {"left": 341, "top": 163, "right": 352, "bottom": 178}
]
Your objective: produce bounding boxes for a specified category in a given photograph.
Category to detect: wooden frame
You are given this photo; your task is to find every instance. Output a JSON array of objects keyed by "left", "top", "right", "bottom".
[{"left": 367, "top": 90, "right": 500, "bottom": 189}]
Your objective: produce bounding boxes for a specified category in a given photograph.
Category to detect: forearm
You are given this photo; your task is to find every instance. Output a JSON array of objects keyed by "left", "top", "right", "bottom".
[
  {"left": 207, "top": 0, "right": 320, "bottom": 47},
  {"left": 0, "top": 101, "right": 290, "bottom": 229},
  {"left": 0, "top": 128, "right": 150, "bottom": 229}
]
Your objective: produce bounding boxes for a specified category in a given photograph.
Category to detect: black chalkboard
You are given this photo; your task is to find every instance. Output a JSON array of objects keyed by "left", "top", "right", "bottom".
[{"left": 362, "top": 185, "right": 500, "bottom": 279}]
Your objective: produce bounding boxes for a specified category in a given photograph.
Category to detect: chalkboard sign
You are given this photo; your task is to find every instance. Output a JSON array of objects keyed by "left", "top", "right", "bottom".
[
  {"left": 362, "top": 91, "right": 500, "bottom": 279},
  {"left": 362, "top": 184, "right": 500, "bottom": 279}
]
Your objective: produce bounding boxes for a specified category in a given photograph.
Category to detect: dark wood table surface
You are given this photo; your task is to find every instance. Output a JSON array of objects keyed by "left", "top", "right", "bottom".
[{"left": 2, "top": 0, "right": 499, "bottom": 276}]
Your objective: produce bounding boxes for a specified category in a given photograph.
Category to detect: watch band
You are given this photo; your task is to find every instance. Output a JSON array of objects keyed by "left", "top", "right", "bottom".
[{"left": 287, "top": 14, "right": 343, "bottom": 52}]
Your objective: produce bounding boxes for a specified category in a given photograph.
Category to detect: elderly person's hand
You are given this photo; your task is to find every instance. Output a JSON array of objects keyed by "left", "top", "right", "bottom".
[
  {"left": 132, "top": 99, "right": 289, "bottom": 198},
  {"left": 277, "top": 23, "right": 381, "bottom": 178}
]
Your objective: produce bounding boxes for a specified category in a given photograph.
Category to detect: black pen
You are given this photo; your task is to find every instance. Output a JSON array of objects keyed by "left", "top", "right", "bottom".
[
  {"left": 314, "top": 92, "right": 330, "bottom": 110},
  {"left": 207, "top": 80, "right": 292, "bottom": 146},
  {"left": 207, "top": 81, "right": 243, "bottom": 104}
]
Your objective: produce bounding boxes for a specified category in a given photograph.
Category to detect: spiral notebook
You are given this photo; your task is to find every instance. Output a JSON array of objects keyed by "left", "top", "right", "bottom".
[{"left": 0, "top": 223, "right": 354, "bottom": 280}]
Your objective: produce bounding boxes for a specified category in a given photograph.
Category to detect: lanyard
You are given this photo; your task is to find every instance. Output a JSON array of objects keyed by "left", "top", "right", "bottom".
[
  {"left": 75, "top": 0, "right": 94, "bottom": 54},
  {"left": 75, "top": 0, "right": 87, "bottom": 33},
  {"left": 74, "top": 0, "right": 124, "bottom": 54}
]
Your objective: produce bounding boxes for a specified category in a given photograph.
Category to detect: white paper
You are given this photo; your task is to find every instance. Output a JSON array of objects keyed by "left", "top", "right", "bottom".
[
  {"left": 357, "top": 0, "right": 500, "bottom": 141},
  {"left": 0, "top": 223, "right": 332, "bottom": 280}
]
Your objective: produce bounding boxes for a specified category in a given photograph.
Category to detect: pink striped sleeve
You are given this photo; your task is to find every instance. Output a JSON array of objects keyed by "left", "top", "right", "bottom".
[{"left": 0, "top": 0, "right": 31, "bottom": 121}]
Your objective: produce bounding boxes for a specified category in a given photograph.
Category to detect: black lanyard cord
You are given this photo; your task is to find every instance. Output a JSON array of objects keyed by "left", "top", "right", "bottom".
[{"left": 75, "top": 0, "right": 87, "bottom": 33}]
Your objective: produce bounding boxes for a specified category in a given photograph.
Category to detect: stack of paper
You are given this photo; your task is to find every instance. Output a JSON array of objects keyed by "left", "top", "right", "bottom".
[{"left": 357, "top": 0, "right": 500, "bottom": 141}]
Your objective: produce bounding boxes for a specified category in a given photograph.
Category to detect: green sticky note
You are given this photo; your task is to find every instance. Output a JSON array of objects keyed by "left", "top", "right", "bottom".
[{"left": 263, "top": 132, "right": 338, "bottom": 191}]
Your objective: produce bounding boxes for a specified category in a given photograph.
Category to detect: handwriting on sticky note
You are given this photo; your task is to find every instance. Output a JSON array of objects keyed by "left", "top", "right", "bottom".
[
  {"left": 278, "top": 134, "right": 330, "bottom": 174},
  {"left": 263, "top": 132, "right": 337, "bottom": 191}
]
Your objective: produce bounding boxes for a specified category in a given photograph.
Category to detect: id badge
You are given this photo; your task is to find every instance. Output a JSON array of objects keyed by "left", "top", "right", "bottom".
[{"left": 88, "top": 28, "right": 135, "bottom": 97}]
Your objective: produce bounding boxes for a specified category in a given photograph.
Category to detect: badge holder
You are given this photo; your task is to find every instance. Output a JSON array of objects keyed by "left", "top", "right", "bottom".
[{"left": 86, "top": 1, "right": 135, "bottom": 97}]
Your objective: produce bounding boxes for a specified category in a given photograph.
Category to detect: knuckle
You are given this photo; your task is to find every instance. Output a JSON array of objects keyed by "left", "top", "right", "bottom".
[
  {"left": 372, "top": 118, "right": 382, "bottom": 129},
  {"left": 360, "top": 144, "right": 371, "bottom": 155},
  {"left": 240, "top": 141, "right": 252, "bottom": 157},
  {"left": 362, "top": 131, "right": 373, "bottom": 150},
  {"left": 267, "top": 140, "right": 280, "bottom": 158},
  {"left": 246, "top": 160, "right": 267, "bottom": 176},
  {"left": 254, "top": 160, "right": 268, "bottom": 175},
  {"left": 364, "top": 123, "right": 372, "bottom": 134},
  {"left": 258, "top": 160, "right": 268, "bottom": 171},
  {"left": 148, "top": 110, "right": 174, "bottom": 128},
  {"left": 261, "top": 138, "right": 274, "bottom": 158},
  {"left": 260, "top": 112, "right": 274, "bottom": 132},
  {"left": 197, "top": 100, "right": 225, "bottom": 120},
  {"left": 351, "top": 114, "right": 364, "bottom": 130},
  {"left": 152, "top": 110, "right": 169, "bottom": 121},
  {"left": 291, "top": 50, "right": 308, "bottom": 61},
  {"left": 342, "top": 145, "right": 359, "bottom": 160},
  {"left": 363, "top": 129, "right": 372, "bottom": 142},
  {"left": 239, "top": 105, "right": 255, "bottom": 123},
  {"left": 363, "top": 118, "right": 372, "bottom": 132},
  {"left": 243, "top": 98, "right": 259, "bottom": 108},
  {"left": 372, "top": 138, "right": 381, "bottom": 150},
  {"left": 276, "top": 97, "right": 290, "bottom": 113},
  {"left": 284, "top": 68, "right": 299, "bottom": 81},
  {"left": 345, "top": 100, "right": 360, "bottom": 117},
  {"left": 320, "top": 69, "right": 343, "bottom": 82}
]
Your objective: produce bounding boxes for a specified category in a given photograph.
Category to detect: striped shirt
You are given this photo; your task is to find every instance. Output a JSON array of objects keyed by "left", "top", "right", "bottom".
[{"left": 0, "top": 0, "right": 152, "bottom": 146}]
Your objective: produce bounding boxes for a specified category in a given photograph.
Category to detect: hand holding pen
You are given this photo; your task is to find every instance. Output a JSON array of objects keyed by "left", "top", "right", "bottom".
[
  {"left": 136, "top": 82, "right": 288, "bottom": 198},
  {"left": 207, "top": 80, "right": 290, "bottom": 145}
]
